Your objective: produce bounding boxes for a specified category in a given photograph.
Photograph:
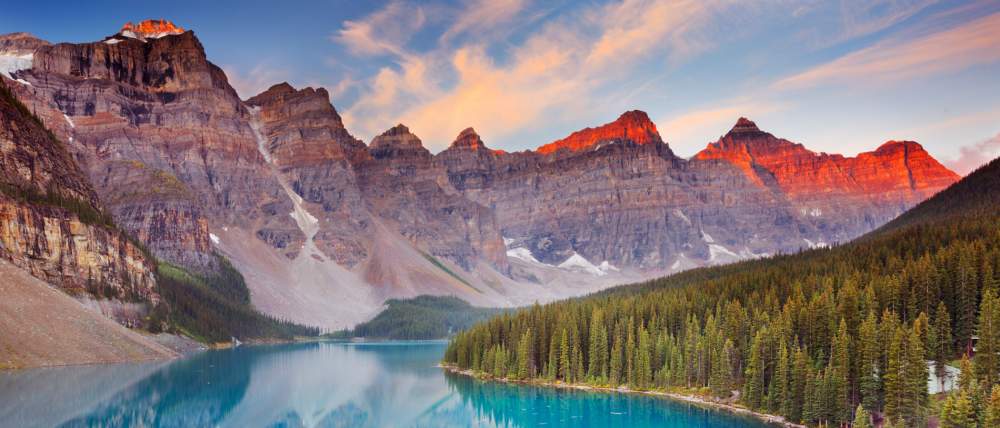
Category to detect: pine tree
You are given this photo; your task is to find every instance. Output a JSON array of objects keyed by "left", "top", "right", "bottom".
[
  {"left": 831, "top": 319, "right": 851, "bottom": 423},
  {"left": 610, "top": 332, "right": 623, "bottom": 386},
  {"left": 858, "top": 311, "right": 881, "bottom": 412},
  {"left": 883, "top": 325, "right": 908, "bottom": 423},
  {"left": 744, "top": 329, "right": 766, "bottom": 410},
  {"left": 559, "top": 328, "right": 570, "bottom": 381},
  {"left": 852, "top": 404, "right": 871, "bottom": 428},
  {"left": 905, "top": 324, "right": 928, "bottom": 426},
  {"left": 976, "top": 289, "right": 1000, "bottom": 388},
  {"left": 588, "top": 310, "right": 608, "bottom": 381},
  {"left": 932, "top": 302, "right": 954, "bottom": 393},
  {"left": 547, "top": 332, "right": 559, "bottom": 380},
  {"left": 789, "top": 344, "right": 808, "bottom": 423},
  {"left": 636, "top": 325, "right": 652, "bottom": 389},
  {"left": 517, "top": 328, "right": 534, "bottom": 379},
  {"left": 940, "top": 390, "right": 978, "bottom": 428},
  {"left": 769, "top": 340, "right": 789, "bottom": 414},
  {"left": 985, "top": 384, "right": 1000, "bottom": 428}
]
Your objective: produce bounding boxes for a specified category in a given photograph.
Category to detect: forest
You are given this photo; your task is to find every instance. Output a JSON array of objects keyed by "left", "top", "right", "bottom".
[
  {"left": 445, "top": 158, "right": 1000, "bottom": 427},
  {"left": 337, "top": 295, "right": 503, "bottom": 340},
  {"left": 150, "top": 258, "right": 320, "bottom": 342}
]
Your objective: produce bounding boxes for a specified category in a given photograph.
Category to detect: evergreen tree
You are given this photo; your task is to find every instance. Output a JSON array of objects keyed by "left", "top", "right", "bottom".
[
  {"left": 743, "top": 329, "right": 766, "bottom": 410},
  {"left": 933, "top": 302, "right": 955, "bottom": 393},
  {"left": 517, "top": 328, "right": 534, "bottom": 379},
  {"left": 985, "top": 384, "right": 1000, "bottom": 428},
  {"left": 559, "top": 329, "right": 570, "bottom": 381},
  {"left": 852, "top": 404, "right": 871, "bottom": 428},
  {"left": 588, "top": 310, "right": 608, "bottom": 381},
  {"left": 858, "top": 311, "right": 882, "bottom": 412},
  {"left": 976, "top": 289, "right": 1000, "bottom": 388},
  {"left": 883, "top": 325, "right": 908, "bottom": 423},
  {"left": 610, "top": 332, "right": 624, "bottom": 386},
  {"left": 940, "top": 390, "right": 977, "bottom": 428}
]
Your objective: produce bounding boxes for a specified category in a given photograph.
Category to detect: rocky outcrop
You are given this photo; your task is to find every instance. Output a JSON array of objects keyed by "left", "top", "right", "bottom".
[
  {"left": 8, "top": 29, "right": 297, "bottom": 273},
  {"left": 437, "top": 115, "right": 802, "bottom": 268},
  {"left": 694, "top": 118, "right": 960, "bottom": 241},
  {"left": 358, "top": 125, "right": 508, "bottom": 272},
  {"left": 0, "top": 78, "right": 156, "bottom": 300}
]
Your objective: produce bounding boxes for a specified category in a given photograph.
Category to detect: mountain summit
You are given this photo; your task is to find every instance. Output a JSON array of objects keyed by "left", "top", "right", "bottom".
[
  {"left": 536, "top": 110, "right": 662, "bottom": 155},
  {"left": 119, "top": 19, "right": 185, "bottom": 40}
]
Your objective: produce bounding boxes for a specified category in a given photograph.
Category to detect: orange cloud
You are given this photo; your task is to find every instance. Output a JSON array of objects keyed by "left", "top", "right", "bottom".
[{"left": 776, "top": 11, "right": 1000, "bottom": 90}]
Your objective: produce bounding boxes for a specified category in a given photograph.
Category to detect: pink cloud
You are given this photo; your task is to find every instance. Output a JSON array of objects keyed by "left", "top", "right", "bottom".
[
  {"left": 945, "top": 134, "right": 1000, "bottom": 175},
  {"left": 776, "top": 11, "right": 1000, "bottom": 89}
]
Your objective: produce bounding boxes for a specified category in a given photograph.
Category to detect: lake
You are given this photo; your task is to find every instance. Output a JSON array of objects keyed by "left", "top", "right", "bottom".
[{"left": 0, "top": 341, "right": 775, "bottom": 427}]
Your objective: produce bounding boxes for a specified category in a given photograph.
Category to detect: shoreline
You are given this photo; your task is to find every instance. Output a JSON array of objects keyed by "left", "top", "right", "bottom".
[{"left": 439, "top": 364, "right": 805, "bottom": 428}]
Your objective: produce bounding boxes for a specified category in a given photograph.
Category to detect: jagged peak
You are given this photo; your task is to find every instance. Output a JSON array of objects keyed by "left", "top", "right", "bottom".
[
  {"left": 449, "top": 127, "right": 489, "bottom": 150},
  {"left": 536, "top": 109, "right": 662, "bottom": 155},
  {"left": 119, "top": 19, "right": 185, "bottom": 41},
  {"left": 726, "top": 117, "right": 764, "bottom": 136},
  {"left": 370, "top": 123, "right": 425, "bottom": 155}
]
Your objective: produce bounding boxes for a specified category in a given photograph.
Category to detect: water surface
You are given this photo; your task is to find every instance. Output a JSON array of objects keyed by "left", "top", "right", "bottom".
[{"left": 0, "top": 341, "right": 774, "bottom": 427}]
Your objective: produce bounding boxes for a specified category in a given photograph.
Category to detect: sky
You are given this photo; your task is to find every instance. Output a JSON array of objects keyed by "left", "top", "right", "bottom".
[{"left": 3, "top": 0, "right": 999, "bottom": 174}]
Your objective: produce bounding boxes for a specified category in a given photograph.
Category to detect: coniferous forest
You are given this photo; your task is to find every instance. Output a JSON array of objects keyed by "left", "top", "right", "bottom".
[{"left": 445, "top": 157, "right": 1000, "bottom": 427}]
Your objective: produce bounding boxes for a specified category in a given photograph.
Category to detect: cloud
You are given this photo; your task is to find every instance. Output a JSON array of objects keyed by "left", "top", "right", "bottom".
[
  {"left": 657, "top": 101, "right": 784, "bottom": 156},
  {"left": 334, "top": 1, "right": 426, "bottom": 57},
  {"left": 776, "top": 11, "right": 1000, "bottom": 90},
  {"left": 223, "top": 64, "right": 291, "bottom": 99},
  {"left": 440, "top": 0, "right": 527, "bottom": 43},
  {"left": 339, "top": 0, "right": 731, "bottom": 149},
  {"left": 944, "top": 133, "right": 1000, "bottom": 175}
]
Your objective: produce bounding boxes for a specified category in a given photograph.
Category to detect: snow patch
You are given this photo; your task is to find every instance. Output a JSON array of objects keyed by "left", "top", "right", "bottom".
[
  {"left": 701, "top": 230, "right": 716, "bottom": 244},
  {"left": 506, "top": 247, "right": 541, "bottom": 264},
  {"left": 598, "top": 261, "right": 619, "bottom": 272},
  {"left": 0, "top": 52, "right": 33, "bottom": 80},
  {"left": 503, "top": 237, "right": 515, "bottom": 247},
  {"left": 104, "top": 38, "right": 123, "bottom": 45},
  {"left": 558, "top": 253, "right": 606, "bottom": 276},
  {"left": 63, "top": 113, "right": 75, "bottom": 128},
  {"left": 708, "top": 244, "right": 739, "bottom": 262},
  {"left": 209, "top": 233, "right": 220, "bottom": 245}
]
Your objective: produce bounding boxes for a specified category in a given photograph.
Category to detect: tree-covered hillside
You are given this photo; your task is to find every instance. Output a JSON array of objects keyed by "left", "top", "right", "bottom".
[
  {"left": 445, "top": 157, "right": 1000, "bottom": 427},
  {"left": 340, "top": 295, "right": 503, "bottom": 340}
]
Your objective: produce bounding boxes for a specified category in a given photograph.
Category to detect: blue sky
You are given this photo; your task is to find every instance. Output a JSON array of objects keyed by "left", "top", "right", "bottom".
[{"left": 3, "top": 0, "right": 999, "bottom": 173}]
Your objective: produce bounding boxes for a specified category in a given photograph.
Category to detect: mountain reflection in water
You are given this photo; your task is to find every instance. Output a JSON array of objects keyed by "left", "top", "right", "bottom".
[{"left": 0, "top": 341, "right": 773, "bottom": 427}]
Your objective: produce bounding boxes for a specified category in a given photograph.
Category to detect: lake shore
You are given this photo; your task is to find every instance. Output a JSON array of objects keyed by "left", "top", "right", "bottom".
[{"left": 439, "top": 364, "right": 805, "bottom": 428}]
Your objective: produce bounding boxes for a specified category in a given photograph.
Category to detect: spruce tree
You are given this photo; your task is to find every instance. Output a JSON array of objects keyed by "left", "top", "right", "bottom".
[
  {"left": 559, "top": 329, "right": 570, "bottom": 381},
  {"left": 610, "top": 332, "right": 623, "bottom": 386},
  {"left": 852, "top": 404, "right": 871, "bottom": 428},
  {"left": 743, "top": 329, "right": 766, "bottom": 410},
  {"left": 858, "top": 311, "right": 881, "bottom": 412},
  {"left": 517, "top": 328, "right": 534, "bottom": 379},
  {"left": 976, "top": 289, "right": 1000, "bottom": 388},
  {"left": 932, "top": 302, "right": 954, "bottom": 393},
  {"left": 940, "top": 390, "right": 977, "bottom": 428},
  {"left": 985, "top": 384, "right": 1000, "bottom": 427}
]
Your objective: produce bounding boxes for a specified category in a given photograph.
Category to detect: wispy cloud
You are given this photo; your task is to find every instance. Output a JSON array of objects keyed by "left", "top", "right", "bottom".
[
  {"left": 338, "top": 0, "right": 733, "bottom": 149},
  {"left": 440, "top": 0, "right": 528, "bottom": 44},
  {"left": 776, "top": 11, "right": 1000, "bottom": 89},
  {"left": 657, "top": 101, "right": 784, "bottom": 155},
  {"left": 334, "top": 1, "right": 427, "bottom": 57},
  {"left": 945, "top": 133, "right": 1000, "bottom": 175},
  {"left": 223, "top": 64, "right": 291, "bottom": 99}
]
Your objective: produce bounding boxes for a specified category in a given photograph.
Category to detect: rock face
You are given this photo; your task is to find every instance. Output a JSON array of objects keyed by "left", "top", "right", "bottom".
[
  {"left": 0, "top": 78, "right": 156, "bottom": 301},
  {"left": 7, "top": 28, "right": 296, "bottom": 274},
  {"left": 0, "top": 23, "right": 961, "bottom": 328},
  {"left": 694, "top": 118, "right": 961, "bottom": 241}
]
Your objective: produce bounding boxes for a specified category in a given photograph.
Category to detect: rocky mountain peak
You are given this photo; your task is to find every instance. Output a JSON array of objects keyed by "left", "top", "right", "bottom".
[
  {"left": 450, "top": 127, "right": 488, "bottom": 150},
  {"left": 370, "top": 124, "right": 426, "bottom": 157},
  {"left": 0, "top": 32, "right": 49, "bottom": 54},
  {"left": 536, "top": 109, "right": 662, "bottom": 155},
  {"left": 119, "top": 19, "right": 185, "bottom": 40},
  {"left": 724, "top": 117, "right": 768, "bottom": 138}
]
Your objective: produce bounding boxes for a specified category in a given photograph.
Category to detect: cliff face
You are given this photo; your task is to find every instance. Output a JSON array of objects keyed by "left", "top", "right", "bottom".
[
  {"left": 7, "top": 29, "right": 297, "bottom": 273},
  {"left": 694, "top": 118, "right": 960, "bottom": 241},
  {"left": 437, "top": 113, "right": 809, "bottom": 269},
  {"left": 0, "top": 78, "right": 156, "bottom": 301}
]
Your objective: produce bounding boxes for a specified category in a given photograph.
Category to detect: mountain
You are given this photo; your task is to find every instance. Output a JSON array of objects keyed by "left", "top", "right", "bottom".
[
  {"left": 444, "top": 153, "right": 1000, "bottom": 426},
  {"left": 0, "top": 21, "right": 960, "bottom": 329},
  {"left": 695, "top": 117, "right": 960, "bottom": 241}
]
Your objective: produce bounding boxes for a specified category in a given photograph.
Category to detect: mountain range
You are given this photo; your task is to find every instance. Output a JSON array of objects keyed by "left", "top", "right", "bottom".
[{"left": 0, "top": 20, "right": 960, "bottom": 330}]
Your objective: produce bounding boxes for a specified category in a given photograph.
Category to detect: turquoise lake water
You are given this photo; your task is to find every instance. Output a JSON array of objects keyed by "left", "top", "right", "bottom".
[{"left": 0, "top": 341, "right": 774, "bottom": 427}]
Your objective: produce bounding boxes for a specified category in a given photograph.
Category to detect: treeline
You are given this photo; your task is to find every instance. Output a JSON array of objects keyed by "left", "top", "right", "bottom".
[
  {"left": 445, "top": 160, "right": 1000, "bottom": 427},
  {"left": 341, "top": 295, "right": 502, "bottom": 340},
  {"left": 150, "top": 258, "right": 319, "bottom": 342}
]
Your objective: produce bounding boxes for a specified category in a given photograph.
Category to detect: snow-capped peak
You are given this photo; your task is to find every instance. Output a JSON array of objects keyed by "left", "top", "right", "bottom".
[{"left": 118, "top": 19, "right": 184, "bottom": 42}]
